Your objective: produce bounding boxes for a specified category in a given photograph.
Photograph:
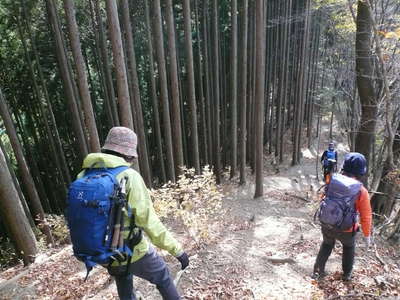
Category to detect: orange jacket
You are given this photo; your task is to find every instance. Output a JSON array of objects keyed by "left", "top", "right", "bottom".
[{"left": 344, "top": 185, "right": 372, "bottom": 236}]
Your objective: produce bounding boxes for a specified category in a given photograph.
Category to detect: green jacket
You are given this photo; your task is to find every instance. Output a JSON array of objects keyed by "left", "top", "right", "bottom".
[{"left": 77, "top": 153, "right": 183, "bottom": 266}]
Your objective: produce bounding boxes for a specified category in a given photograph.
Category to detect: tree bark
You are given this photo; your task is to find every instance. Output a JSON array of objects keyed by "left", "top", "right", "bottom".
[
  {"left": 165, "top": 0, "right": 185, "bottom": 175},
  {"left": 230, "top": 0, "right": 238, "bottom": 179},
  {"left": 0, "top": 138, "right": 34, "bottom": 228},
  {"left": 16, "top": 17, "right": 67, "bottom": 200},
  {"left": 46, "top": 0, "right": 88, "bottom": 160},
  {"left": 354, "top": 0, "right": 377, "bottom": 169},
  {"left": 194, "top": 0, "right": 208, "bottom": 166},
  {"left": 152, "top": 0, "right": 176, "bottom": 182},
  {"left": 144, "top": 0, "right": 166, "bottom": 183},
  {"left": 203, "top": 2, "right": 213, "bottom": 166},
  {"left": 280, "top": 0, "right": 293, "bottom": 162},
  {"left": 0, "top": 146, "right": 38, "bottom": 265},
  {"left": 212, "top": 0, "right": 221, "bottom": 184},
  {"left": 21, "top": 0, "right": 71, "bottom": 186},
  {"left": 254, "top": 0, "right": 266, "bottom": 198},
  {"left": 63, "top": 0, "right": 100, "bottom": 153},
  {"left": 239, "top": 0, "right": 249, "bottom": 185},
  {"left": 182, "top": 0, "right": 201, "bottom": 174},
  {"left": 94, "top": 0, "right": 119, "bottom": 126},
  {"left": 121, "top": 0, "right": 152, "bottom": 187},
  {"left": 105, "top": 0, "right": 133, "bottom": 129},
  {"left": 0, "top": 88, "right": 54, "bottom": 245}
]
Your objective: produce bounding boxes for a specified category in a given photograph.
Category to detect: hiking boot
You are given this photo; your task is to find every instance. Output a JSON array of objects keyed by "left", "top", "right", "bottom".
[
  {"left": 311, "top": 271, "right": 326, "bottom": 280},
  {"left": 342, "top": 272, "right": 352, "bottom": 281}
]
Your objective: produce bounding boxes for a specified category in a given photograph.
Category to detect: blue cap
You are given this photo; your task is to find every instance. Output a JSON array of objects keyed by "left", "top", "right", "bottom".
[{"left": 343, "top": 152, "right": 367, "bottom": 176}]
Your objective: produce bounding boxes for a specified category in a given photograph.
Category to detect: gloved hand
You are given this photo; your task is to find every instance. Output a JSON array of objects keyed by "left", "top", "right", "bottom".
[
  {"left": 364, "top": 236, "right": 371, "bottom": 248},
  {"left": 176, "top": 252, "right": 189, "bottom": 270}
]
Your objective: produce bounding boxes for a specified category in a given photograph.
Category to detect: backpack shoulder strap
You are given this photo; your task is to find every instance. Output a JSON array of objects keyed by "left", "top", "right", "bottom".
[{"left": 107, "top": 166, "right": 130, "bottom": 176}]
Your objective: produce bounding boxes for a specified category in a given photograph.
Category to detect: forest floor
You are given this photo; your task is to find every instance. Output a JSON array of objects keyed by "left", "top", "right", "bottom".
[{"left": 1, "top": 122, "right": 400, "bottom": 300}]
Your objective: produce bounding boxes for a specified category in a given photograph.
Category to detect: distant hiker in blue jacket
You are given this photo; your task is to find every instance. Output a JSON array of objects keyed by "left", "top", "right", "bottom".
[{"left": 321, "top": 142, "right": 338, "bottom": 183}]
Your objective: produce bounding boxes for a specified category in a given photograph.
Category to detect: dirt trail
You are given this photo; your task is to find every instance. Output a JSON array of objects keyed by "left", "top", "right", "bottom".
[
  {"left": 174, "top": 152, "right": 325, "bottom": 300},
  {"left": 1, "top": 124, "right": 399, "bottom": 299}
]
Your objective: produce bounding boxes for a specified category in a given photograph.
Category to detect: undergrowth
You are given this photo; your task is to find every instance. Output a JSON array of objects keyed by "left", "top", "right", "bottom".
[{"left": 151, "top": 166, "right": 223, "bottom": 246}]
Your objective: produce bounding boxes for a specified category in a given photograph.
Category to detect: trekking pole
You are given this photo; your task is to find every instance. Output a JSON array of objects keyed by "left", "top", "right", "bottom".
[
  {"left": 111, "top": 177, "right": 127, "bottom": 252},
  {"left": 118, "top": 178, "right": 128, "bottom": 250}
]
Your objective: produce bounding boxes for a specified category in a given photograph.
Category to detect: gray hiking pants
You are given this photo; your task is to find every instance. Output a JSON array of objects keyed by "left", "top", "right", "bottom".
[{"left": 114, "top": 247, "right": 180, "bottom": 300}]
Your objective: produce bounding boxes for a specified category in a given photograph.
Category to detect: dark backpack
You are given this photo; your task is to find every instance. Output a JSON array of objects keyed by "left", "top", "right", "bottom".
[
  {"left": 315, "top": 173, "right": 361, "bottom": 231},
  {"left": 67, "top": 166, "right": 133, "bottom": 278}
]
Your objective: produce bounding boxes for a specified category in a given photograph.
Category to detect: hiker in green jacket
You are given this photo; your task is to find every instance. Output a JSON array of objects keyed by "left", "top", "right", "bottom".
[{"left": 79, "top": 126, "right": 189, "bottom": 300}]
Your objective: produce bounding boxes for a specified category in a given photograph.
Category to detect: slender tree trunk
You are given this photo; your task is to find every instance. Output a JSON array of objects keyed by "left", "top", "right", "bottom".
[
  {"left": 14, "top": 112, "right": 54, "bottom": 213},
  {"left": 88, "top": 0, "right": 112, "bottom": 128},
  {"left": 46, "top": 0, "right": 88, "bottom": 160},
  {"left": 152, "top": 0, "right": 176, "bottom": 182},
  {"left": 254, "top": 0, "right": 266, "bottom": 198},
  {"left": 239, "top": 0, "right": 249, "bottom": 185},
  {"left": 279, "top": 0, "right": 293, "bottom": 162},
  {"left": 165, "top": 0, "right": 185, "bottom": 174},
  {"left": 16, "top": 18, "right": 66, "bottom": 197},
  {"left": 194, "top": 0, "right": 208, "bottom": 165},
  {"left": 247, "top": 4, "right": 256, "bottom": 170},
  {"left": 105, "top": 0, "right": 133, "bottom": 129},
  {"left": 0, "top": 146, "right": 37, "bottom": 265},
  {"left": 63, "top": 0, "right": 100, "bottom": 153},
  {"left": 182, "top": 0, "right": 201, "bottom": 174},
  {"left": 366, "top": 0, "right": 395, "bottom": 169},
  {"left": 144, "top": 0, "right": 166, "bottom": 183},
  {"left": 230, "top": 0, "right": 238, "bottom": 178},
  {"left": 292, "top": 0, "right": 310, "bottom": 166},
  {"left": 275, "top": 0, "right": 283, "bottom": 159},
  {"left": 355, "top": 0, "right": 377, "bottom": 169},
  {"left": 24, "top": 6, "right": 71, "bottom": 185},
  {"left": 203, "top": 2, "right": 213, "bottom": 166},
  {"left": 121, "top": 0, "right": 152, "bottom": 186},
  {"left": 94, "top": 0, "right": 119, "bottom": 126},
  {"left": 0, "top": 138, "right": 34, "bottom": 228},
  {"left": 0, "top": 88, "right": 54, "bottom": 245},
  {"left": 211, "top": 0, "right": 221, "bottom": 184},
  {"left": 264, "top": 1, "right": 273, "bottom": 154}
]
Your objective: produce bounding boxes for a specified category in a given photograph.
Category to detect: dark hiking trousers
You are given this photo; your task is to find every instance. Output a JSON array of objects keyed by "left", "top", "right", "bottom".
[
  {"left": 314, "top": 227, "right": 356, "bottom": 276},
  {"left": 323, "top": 162, "right": 336, "bottom": 183},
  {"left": 114, "top": 247, "right": 180, "bottom": 300}
]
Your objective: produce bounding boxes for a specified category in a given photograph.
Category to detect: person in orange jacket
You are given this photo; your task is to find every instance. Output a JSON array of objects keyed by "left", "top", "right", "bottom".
[{"left": 312, "top": 152, "right": 372, "bottom": 281}]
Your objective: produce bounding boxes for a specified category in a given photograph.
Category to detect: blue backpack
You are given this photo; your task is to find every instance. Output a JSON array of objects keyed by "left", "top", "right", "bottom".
[
  {"left": 316, "top": 173, "right": 361, "bottom": 231},
  {"left": 326, "top": 150, "right": 336, "bottom": 160},
  {"left": 67, "top": 166, "right": 132, "bottom": 278}
]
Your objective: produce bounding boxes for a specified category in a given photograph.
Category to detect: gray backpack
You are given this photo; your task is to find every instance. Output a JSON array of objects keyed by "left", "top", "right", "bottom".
[{"left": 316, "top": 173, "right": 361, "bottom": 231}]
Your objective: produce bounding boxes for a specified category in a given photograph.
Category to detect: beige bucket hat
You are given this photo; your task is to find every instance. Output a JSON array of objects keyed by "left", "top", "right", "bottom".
[{"left": 102, "top": 127, "right": 138, "bottom": 157}]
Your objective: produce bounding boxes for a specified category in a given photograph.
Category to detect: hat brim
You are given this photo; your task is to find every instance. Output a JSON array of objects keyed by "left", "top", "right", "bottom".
[{"left": 102, "top": 144, "right": 138, "bottom": 158}]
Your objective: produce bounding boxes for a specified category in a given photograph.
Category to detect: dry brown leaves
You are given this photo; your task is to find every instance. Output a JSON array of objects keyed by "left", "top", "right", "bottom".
[
  {"left": 14, "top": 248, "right": 112, "bottom": 299},
  {"left": 383, "top": 169, "right": 400, "bottom": 188},
  {"left": 223, "top": 217, "right": 254, "bottom": 232},
  {"left": 0, "top": 264, "right": 25, "bottom": 282},
  {"left": 311, "top": 245, "right": 400, "bottom": 300},
  {"left": 183, "top": 265, "right": 253, "bottom": 300}
]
